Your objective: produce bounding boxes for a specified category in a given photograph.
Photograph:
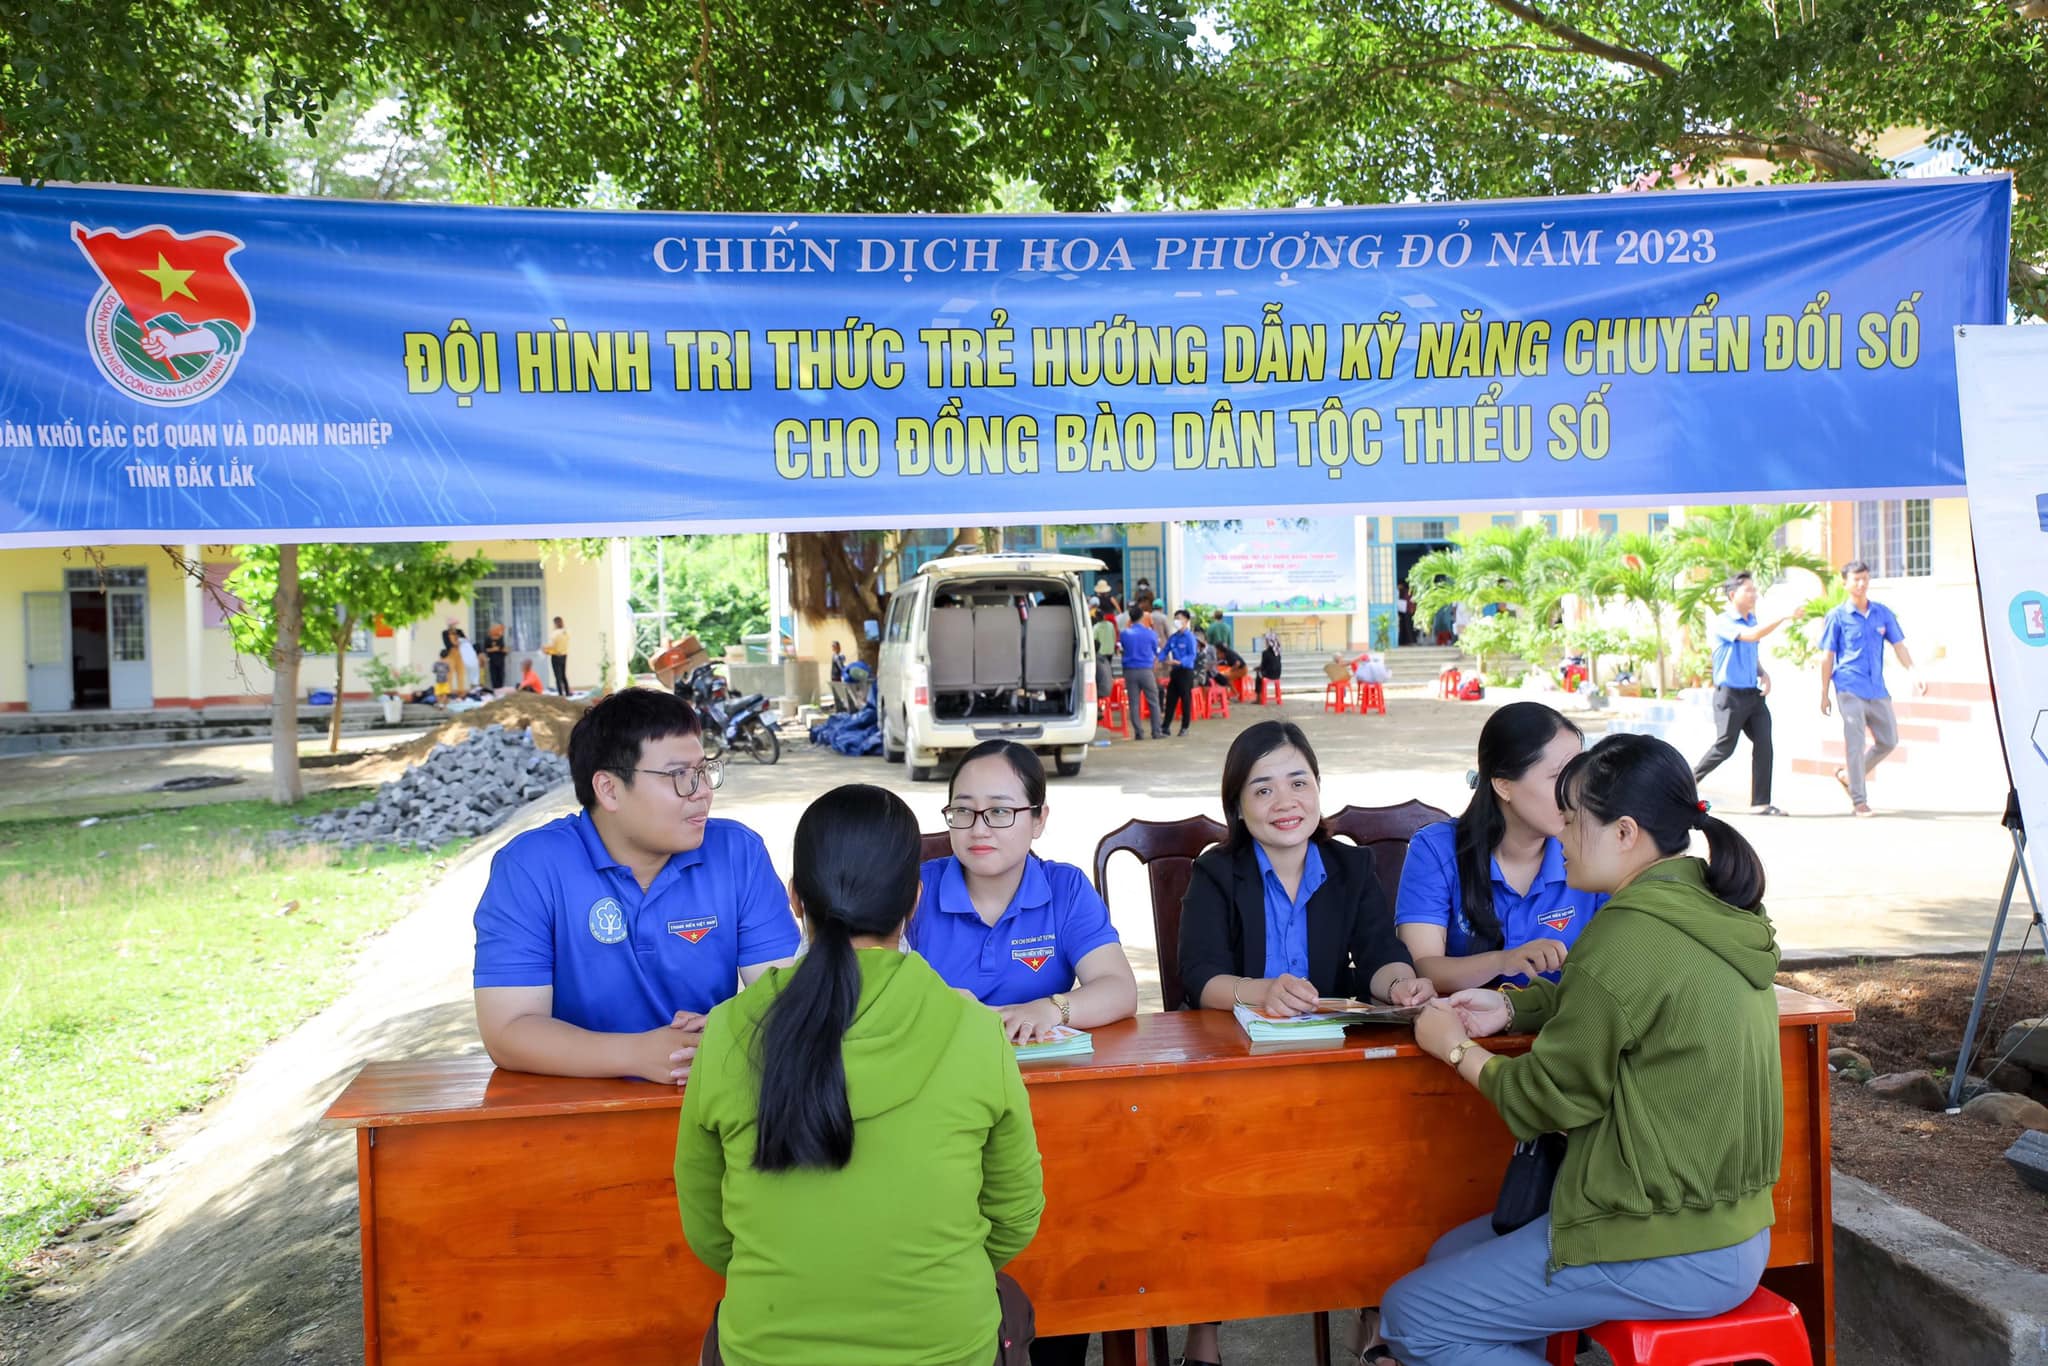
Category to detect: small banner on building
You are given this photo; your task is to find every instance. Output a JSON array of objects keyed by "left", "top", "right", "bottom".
[
  {"left": 1180, "top": 519, "right": 1358, "bottom": 615},
  {"left": 0, "top": 176, "right": 2012, "bottom": 544}
]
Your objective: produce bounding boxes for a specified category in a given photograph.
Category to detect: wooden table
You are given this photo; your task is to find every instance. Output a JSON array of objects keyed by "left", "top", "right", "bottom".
[{"left": 322, "top": 987, "right": 1848, "bottom": 1366}]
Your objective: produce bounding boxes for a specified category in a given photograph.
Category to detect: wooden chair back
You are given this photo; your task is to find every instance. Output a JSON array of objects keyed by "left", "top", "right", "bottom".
[
  {"left": 1324, "top": 799, "right": 1451, "bottom": 902},
  {"left": 1090, "top": 814, "right": 1228, "bottom": 1012},
  {"left": 920, "top": 830, "right": 955, "bottom": 864}
]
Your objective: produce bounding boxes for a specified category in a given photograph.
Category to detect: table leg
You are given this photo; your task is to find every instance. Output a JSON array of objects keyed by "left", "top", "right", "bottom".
[{"left": 1100, "top": 1329, "right": 1150, "bottom": 1366}]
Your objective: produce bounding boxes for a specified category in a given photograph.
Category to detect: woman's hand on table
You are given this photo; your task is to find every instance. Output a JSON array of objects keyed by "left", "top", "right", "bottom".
[
  {"left": 1499, "top": 938, "right": 1567, "bottom": 980},
  {"left": 1385, "top": 975, "right": 1438, "bottom": 1008},
  {"left": 1444, "top": 988, "right": 1513, "bottom": 1039},
  {"left": 1259, "top": 973, "right": 1321, "bottom": 1017},
  {"left": 1412, "top": 1000, "right": 1469, "bottom": 1062},
  {"left": 997, "top": 998, "right": 1064, "bottom": 1043}
]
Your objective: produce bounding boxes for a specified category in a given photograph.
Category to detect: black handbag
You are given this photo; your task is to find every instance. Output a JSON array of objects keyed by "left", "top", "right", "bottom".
[{"left": 1491, "top": 1131, "right": 1567, "bottom": 1236}]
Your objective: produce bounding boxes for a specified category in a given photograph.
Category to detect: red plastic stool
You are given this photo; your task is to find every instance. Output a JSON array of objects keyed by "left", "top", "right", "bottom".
[
  {"left": 1258, "top": 680, "right": 1284, "bottom": 706},
  {"left": 1203, "top": 682, "right": 1231, "bottom": 718},
  {"left": 1356, "top": 681, "right": 1386, "bottom": 715},
  {"left": 1437, "top": 667, "right": 1462, "bottom": 699},
  {"left": 1545, "top": 1286, "right": 1811, "bottom": 1366},
  {"left": 1192, "top": 687, "right": 1211, "bottom": 721},
  {"left": 1231, "top": 674, "right": 1252, "bottom": 702},
  {"left": 1323, "top": 679, "right": 1351, "bottom": 713},
  {"left": 1098, "top": 692, "right": 1127, "bottom": 737}
]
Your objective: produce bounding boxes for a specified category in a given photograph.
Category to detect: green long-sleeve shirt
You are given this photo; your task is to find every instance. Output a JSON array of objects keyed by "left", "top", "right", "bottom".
[
  {"left": 677, "top": 948, "right": 1044, "bottom": 1366},
  {"left": 1478, "top": 857, "right": 1783, "bottom": 1270}
]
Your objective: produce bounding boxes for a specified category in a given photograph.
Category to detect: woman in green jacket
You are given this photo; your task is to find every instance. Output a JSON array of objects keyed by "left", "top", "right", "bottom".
[
  {"left": 676, "top": 783, "right": 1046, "bottom": 1366},
  {"left": 1379, "top": 733, "right": 1783, "bottom": 1366}
]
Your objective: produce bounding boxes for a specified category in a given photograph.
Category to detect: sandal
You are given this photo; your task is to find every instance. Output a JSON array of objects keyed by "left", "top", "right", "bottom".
[
  {"left": 1753, "top": 804, "right": 1787, "bottom": 816},
  {"left": 1360, "top": 1348, "right": 1399, "bottom": 1365}
]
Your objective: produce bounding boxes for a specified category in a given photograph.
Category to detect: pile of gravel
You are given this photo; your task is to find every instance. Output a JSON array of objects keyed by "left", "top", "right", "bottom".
[{"left": 284, "top": 724, "right": 570, "bottom": 851}]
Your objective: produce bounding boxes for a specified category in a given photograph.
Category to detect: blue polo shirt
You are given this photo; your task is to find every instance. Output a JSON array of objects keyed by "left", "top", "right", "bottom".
[
  {"left": 1257, "top": 842, "right": 1325, "bottom": 979},
  {"left": 472, "top": 812, "right": 800, "bottom": 1032},
  {"left": 1118, "top": 624, "right": 1158, "bottom": 669},
  {"left": 908, "top": 855, "right": 1121, "bottom": 1005},
  {"left": 1393, "top": 821, "right": 1606, "bottom": 985},
  {"left": 1165, "top": 628, "right": 1198, "bottom": 669},
  {"left": 1711, "top": 611, "right": 1761, "bottom": 689},
  {"left": 1819, "top": 600, "right": 1905, "bottom": 700}
]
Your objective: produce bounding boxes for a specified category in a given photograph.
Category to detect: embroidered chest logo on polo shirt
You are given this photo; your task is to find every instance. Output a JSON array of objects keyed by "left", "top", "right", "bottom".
[
  {"left": 588, "top": 897, "right": 627, "bottom": 945},
  {"left": 1010, "top": 933, "right": 1055, "bottom": 972},
  {"left": 668, "top": 915, "right": 718, "bottom": 944},
  {"left": 1536, "top": 906, "right": 1576, "bottom": 934}
]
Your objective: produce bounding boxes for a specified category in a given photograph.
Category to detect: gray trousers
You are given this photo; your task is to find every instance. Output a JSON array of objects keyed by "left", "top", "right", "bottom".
[
  {"left": 1123, "top": 667, "right": 1163, "bottom": 738},
  {"left": 1838, "top": 692, "right": 1899, "bottom": 805},
  {"left": 1382, "top": 1214, "right": 1769, "bottom": 1366}
]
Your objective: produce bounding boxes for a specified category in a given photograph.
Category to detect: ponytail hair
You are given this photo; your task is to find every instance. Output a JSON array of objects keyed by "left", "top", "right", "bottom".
[
  {"left": 753, "top": 783, "right": 922, "bottom": 1172},
  {"left": 1554, "top": 732, "right": 1767, "bottom": 911},
  {"left": 1455, "top": 702, "right": 1583, "bottom": 952}
]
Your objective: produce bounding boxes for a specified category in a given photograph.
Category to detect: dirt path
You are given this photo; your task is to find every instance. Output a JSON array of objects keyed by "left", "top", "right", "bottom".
[{"left": 1, "top": 793, "right": 575, "bottom": 1366}]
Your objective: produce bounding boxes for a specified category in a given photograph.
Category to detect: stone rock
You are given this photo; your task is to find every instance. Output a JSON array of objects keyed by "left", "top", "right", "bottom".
[
  {"left": 2005, "top": 1129, "right": 2048, "bottom": 1194},
  {"left": 1831, "top": 1046, "right": 1872, "bottom": 1073},
  {"left": 1961, "top": 1091, "right": 2048, "bottom": 1129},
  {"left": 1923, "top": 1048, "right": 1961, "bottom": 1071},
  {"left": 1985, "top": 1059, "right": 2037, "bottom": 1096},
  {"left": 1995, "top": 1019, "right": 2048, "bottom": 1073},
  {"left": 1865, "top": 1070, "right": 1948, "bottom": 1111}
]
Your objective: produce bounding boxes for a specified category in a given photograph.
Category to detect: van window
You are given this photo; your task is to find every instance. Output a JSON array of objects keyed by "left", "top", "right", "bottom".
[{"left": 885, "top": 587, "right": 914, "bottom": 643}]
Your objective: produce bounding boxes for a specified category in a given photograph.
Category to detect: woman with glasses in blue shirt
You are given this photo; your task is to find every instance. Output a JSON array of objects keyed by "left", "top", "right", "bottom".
[{"left": 910, "top": 740, "right": 1139, "bottom": 1044}]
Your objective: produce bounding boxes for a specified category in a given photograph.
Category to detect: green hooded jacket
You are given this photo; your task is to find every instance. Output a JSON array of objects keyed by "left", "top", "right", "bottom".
[
  {"left": 1478, "top": 856, "right": 1783, "bottom": 1270},
  {"left": 676, "top": 947, "right": 1044, "bottom": 1366}
]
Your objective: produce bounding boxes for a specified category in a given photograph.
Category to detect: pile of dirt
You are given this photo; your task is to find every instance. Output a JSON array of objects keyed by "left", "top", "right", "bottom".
[
  {"left": 390, "top": 693, "right": 589, "bottom": 762},
  {"left": 1779, "top": 953, "right": 2048, "bottom": 1274}
]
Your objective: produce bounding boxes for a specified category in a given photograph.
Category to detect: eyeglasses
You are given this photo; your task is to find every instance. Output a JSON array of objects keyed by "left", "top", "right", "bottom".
[
  {"left": 940, "top": 804, "right": 1041, "bottom": 830},
  {"left": 630, "top": 761, "right": 725, "bottom": 797}
]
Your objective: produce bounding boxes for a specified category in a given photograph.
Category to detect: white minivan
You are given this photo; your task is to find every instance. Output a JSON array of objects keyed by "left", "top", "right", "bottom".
[{"left": 876, "top": 550, "right": 1104, "bottom": 781}]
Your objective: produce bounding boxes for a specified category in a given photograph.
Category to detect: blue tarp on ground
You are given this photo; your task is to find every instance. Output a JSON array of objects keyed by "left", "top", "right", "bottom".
[{"left": 810, "top": 700, "right": 882, "bottom": 757}]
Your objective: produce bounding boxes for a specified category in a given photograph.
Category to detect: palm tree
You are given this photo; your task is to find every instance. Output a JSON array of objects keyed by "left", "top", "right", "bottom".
[
  {"left": 1609, "top": 531, "right": 1703, "bottom": 694},
  {"left": 1679, "top": 504, "right": 1830, "bottom": 594}
]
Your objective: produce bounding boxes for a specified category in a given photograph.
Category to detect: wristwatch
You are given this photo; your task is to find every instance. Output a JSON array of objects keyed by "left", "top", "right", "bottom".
[
  {"left": 1446, "top": 1038, "right": 1479, "bottom": 1068},
  {"left": 1051, "top": 993, "right": 1072, "bottom": 1026}
]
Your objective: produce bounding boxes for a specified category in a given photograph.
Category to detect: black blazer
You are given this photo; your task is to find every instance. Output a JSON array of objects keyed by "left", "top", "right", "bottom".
[{"left": 1179, "top": 836, "right": 1413, "bottom": 1008}]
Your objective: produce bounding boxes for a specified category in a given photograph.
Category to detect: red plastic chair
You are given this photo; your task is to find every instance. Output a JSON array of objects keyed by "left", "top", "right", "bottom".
[
  {"left": 1258, "top": 678, "right": 1285, "bottom": 706},
  {"left": 1545, "top": 1286, "right": 1811, "bottom": 1366},
  {"left": 1356, "top": 681, "right": 1387, "bottom": 715},
  {"left": 1231, "top": 673, "right": 1252, "bottom": 702},
  {"left": 1097, "top": 690, "right": 1127, "bottom": 737},
  {"left": 1203, "top": 682, "right": 1231, "bottom": 718},
  {"left": 1191, "top": 687, "right": 1210, "bottom": 721},
  {"left": 1323, "top": 679, "right": 1351, "bottom": 713},
  {"left": 1437, "top": 666, "right": 1462, "bottom": 699}
]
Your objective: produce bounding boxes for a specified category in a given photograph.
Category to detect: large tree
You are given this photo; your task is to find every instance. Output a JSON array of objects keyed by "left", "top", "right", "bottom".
[
  {"left": 1176, "top": 0, "right": 2048, "bottom": 315},
  {"left": 3, "top": 0, "right": 1197, "bottom": 212}
]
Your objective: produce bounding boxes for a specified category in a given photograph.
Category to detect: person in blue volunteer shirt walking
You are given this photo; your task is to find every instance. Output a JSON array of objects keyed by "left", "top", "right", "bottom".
[
  {"left": 1396, "top": 702, "right": 1607, "bottom": 993},
  {"left": 1118, "top": 606, "right": 1165, "bottom": 741},
  {"left": 472, "top": 687, "right": 800, "bottom": 1085},
  {"left": 911, "top": 740, "right": 1139, "bottom": 1041},
  {"left": 1163, "top": 609, "right": 1200, "bottom": 737},
  {"left": 1819, "top": 559, "right": 1925, "bottom": 818},
  {"left": 1692, "top": 572, "right": 1796, "bottom": 816}
]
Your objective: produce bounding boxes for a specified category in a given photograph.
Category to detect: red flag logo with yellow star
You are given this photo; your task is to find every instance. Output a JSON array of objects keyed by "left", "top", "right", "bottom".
[{"left": 72, "top": 222, "right": 256, "bottom": 406}]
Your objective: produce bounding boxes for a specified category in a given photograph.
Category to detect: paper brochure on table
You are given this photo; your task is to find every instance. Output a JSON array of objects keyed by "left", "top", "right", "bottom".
[
  {"left": 1013, "top": 1025, "right": 1094, "bottom": 1061},
  {"left": 1232, "top": 1000, "right": 1423, "bottom": 1043},
  {"left": 1955, "top": 325, "right": 2048, "bottom": 897}
]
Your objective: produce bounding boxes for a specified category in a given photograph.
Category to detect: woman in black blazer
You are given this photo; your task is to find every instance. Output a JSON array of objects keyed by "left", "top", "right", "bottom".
[
  {"left": 1172, "top": 721, "right": 1436, "bottom": 1366},
  {"left": 1181, "top": 719, "right": 1437, "bottom": 1017}
]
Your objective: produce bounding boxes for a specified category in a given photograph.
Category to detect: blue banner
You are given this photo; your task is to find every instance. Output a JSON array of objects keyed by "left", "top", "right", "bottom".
[{"left": 0, "top": 177, "right": 2011, "bottom": 544}]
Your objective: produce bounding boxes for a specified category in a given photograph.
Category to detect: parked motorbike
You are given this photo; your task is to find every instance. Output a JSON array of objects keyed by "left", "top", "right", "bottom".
[{"left": 678, "top": 662, "right": 781, "bottom": 764}]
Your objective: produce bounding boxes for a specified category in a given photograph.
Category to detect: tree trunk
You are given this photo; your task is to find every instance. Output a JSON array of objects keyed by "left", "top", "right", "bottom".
[
  {"left": 328, "top": 615, "right": 352, "bottom": 754},
  {"left": 1651, "top": 607, "right": 1669, "bottom": 697},
  {"left": 271, "top": 544, "right": 305, "bottom": 804}
]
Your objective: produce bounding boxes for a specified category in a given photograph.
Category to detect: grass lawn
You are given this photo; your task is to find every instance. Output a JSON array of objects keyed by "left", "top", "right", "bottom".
[{"left": 0, "top": 791, "right": 462, "bottom": 1293}]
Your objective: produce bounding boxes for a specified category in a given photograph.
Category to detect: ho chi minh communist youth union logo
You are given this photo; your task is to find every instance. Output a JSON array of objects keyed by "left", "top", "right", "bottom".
[{"left": 71, "top": 221, "right": 256, "bottom": 407}]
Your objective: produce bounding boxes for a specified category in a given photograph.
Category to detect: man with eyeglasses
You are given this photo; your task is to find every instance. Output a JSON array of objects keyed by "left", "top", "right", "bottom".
[{"left": 472, "top": 688, "right": 799, "bottom": 1084}]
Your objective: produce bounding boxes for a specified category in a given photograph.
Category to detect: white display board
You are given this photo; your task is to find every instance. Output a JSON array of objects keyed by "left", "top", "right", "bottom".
[{"left": 1955, "top": 325, "right": 2048, "bottom": 892}]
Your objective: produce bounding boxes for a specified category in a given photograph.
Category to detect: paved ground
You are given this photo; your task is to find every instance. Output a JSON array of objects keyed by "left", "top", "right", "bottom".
[{"left": 3, "top": 691, "right": 2009, "bottom": 1364}]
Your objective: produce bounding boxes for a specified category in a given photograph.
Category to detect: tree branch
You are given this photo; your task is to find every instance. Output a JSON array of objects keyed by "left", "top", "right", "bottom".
[{"left": 1478, "top": 0, "right": 1675, "bottom": 78}]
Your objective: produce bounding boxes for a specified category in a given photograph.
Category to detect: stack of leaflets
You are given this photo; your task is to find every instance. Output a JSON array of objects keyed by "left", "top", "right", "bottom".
[
  {"left": 1013, "top": 1024, "right": 1094, "bottom": 1062},
  {"left": 1232, "top": 998, "right": 1424, "bottom": 1044}
]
